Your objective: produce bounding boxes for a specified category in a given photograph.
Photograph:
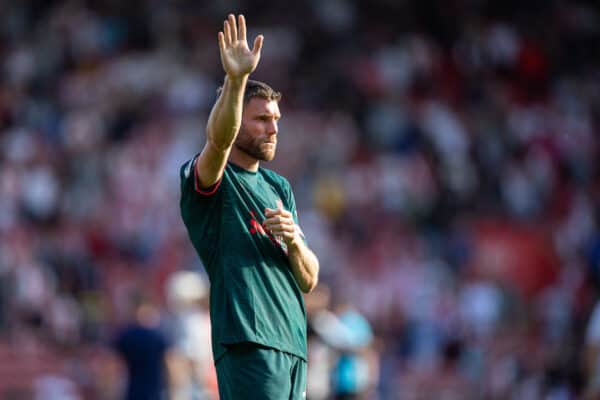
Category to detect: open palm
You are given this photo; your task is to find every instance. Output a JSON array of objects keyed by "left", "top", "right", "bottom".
[{"left": 218, "top": 14, "right": 263, "bottom": 78}]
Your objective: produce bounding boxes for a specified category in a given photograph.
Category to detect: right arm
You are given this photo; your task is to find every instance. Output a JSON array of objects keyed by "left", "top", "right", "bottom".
[{"left": 196, "top": 14, "right": 264, "bottom": 188}]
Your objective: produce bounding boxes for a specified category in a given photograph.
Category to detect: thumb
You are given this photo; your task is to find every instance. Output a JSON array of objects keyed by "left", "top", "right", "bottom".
[
  {"left": 276, "top": 199, "right": 284, "bottom": 211},
  {"left": 252, "top": 35, "right": 264, "bottom": 56}
]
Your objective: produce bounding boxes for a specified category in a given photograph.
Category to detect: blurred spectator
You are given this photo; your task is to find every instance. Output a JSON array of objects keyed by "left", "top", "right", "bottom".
[
  {"left": 329, "top": 305, "right": 379, "bottom": 400},
  {"left": 0, "top": 0, "right": 598, "bottom": 398},
  {"left": 165, "top": 270, "right": 217, "bottom": 400},
  {"left": 113, "top": 296, "right": 171, "bottom": 400},
  {"left": 311, "top": 293, "right": 380, "bottom": 399},
  {"left": 399, "top": 338, "right": 473, "bottom": 400},
  {"left": 306, "top": 285, "right": 335, "bottom": 400}
]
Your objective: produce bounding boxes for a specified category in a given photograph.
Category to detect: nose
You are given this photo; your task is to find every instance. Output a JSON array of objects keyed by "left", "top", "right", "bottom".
[{"left": 267, "top": 120, "right": 278, "bottom": 136}]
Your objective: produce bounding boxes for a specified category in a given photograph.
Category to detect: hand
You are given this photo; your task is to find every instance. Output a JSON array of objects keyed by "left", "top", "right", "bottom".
[
  {"left": 218, "top": 14, "right": 263, "bottom": 79},
  {"left": 263, "top": 200, "right": 299, "bottom": 247}
]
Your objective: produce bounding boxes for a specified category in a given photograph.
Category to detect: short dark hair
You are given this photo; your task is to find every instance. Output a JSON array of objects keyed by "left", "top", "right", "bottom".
[{"left": 217, "top": 79, "right": 282, "bottom": 104}]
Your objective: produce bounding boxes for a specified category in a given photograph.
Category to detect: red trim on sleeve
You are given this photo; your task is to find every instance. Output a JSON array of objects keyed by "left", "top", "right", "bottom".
[{"left": 193, "top": 157, "right": 222, "bottom": 196}]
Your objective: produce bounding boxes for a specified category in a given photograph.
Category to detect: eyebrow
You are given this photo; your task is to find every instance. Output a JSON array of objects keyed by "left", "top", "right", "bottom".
[{"left": 257, "top": 113, "right": 281, "bottom": 119}]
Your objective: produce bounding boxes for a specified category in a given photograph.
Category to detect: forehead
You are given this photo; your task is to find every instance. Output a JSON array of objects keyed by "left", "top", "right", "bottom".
[{"left": 244, "top": 98, "right": 280, "bottom": 116}]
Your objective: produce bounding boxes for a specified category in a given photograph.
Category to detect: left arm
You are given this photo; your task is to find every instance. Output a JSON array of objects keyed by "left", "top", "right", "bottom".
[
  {"left": 264, "top": 201, "right": 319, "bottom": 293},
  {"left": 285, "top": 234, "right": 319, "bottom": 294}
]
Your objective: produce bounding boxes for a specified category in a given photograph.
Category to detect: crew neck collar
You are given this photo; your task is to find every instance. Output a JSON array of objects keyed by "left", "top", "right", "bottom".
[{"left": 228, "top": 161, "right": 259, "bottom": 175}]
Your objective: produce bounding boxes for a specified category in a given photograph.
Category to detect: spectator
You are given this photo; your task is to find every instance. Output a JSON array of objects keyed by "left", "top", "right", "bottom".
[
  {"left": 113, "top": 296, "right": 171, "bottom": 400},
  {"left": 165, "top": 271, "right": 217, "bottom": 400},
  {"left": 0, "top": 0, "right": 598, "bottom": 397}
]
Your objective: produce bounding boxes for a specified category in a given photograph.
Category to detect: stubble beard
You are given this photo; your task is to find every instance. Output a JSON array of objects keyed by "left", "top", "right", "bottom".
[{"left": 234, "top": 129, "right": 276, "bottom": 161}]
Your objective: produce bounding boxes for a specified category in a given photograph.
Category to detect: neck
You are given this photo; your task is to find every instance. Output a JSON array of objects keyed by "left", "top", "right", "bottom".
[{"left": 230, "top": 146, "right": 260, "bottom": 172}]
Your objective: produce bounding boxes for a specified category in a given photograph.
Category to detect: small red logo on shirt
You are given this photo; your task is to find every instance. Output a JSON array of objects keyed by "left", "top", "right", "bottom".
[{"left": 249, "top": 211, "right": 267, "bottom": 236}]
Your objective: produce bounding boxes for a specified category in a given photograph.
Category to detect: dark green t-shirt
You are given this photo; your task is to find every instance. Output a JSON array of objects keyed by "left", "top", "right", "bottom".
[{"left": 179, "top": 156, "right": 307, "bottom": 362}]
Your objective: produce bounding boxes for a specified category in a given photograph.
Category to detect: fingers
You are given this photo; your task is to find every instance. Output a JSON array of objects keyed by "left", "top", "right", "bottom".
[
  {"left": 218, "top": 31, "right": 226, "bottom": 51},
  {"left": 263, "top": 214, "right": 294, "bottom": 232},
  {"left": 263, "top": 214, "right": 292, "bottom": 227},
  {"left": 228, "top": 14, "right": 237, "bottom": 43},
  {"left": 262, "top": 207, "right": 296, "bottom": 243},
  {"left": 271, "top": 229, "right": 295, "bottom": 241},
  {"left": 266, "top": 224, "right": 295, "bottom": 235},
  {"left": 264, "top": 220, "right": 295, "bottom": 237},
  {"left": 223, "top": 20, "right": 232, "bottom": 46},
  {"left": 252, "top": 35, "right": 264, "bottom": 56},
  {"left": 238, "top": 14, "right": 246, "bottom": 42},
  {"left": 222, "top": 14, "right": 261, "bottom": 52},
  {"left": 264, "top": 207, "right": 292, "bottom": 218}
]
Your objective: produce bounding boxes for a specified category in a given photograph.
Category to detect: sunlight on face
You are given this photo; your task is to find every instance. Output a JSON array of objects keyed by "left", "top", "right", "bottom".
[{"left": 236, "top": 98, "right": 281, "bottom": 161}]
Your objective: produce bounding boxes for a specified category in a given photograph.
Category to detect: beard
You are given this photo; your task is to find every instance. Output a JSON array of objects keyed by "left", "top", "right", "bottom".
[{"left": 234, "top": 128, "right": 276, "bottom": 161}]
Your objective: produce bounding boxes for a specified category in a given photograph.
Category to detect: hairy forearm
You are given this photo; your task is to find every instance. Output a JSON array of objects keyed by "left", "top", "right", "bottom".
[
  {"left": 206, "top": 75, "right": 248, "bottom": 150},
  {"left": 287, "top": 237, "right": 319, "bottom": 293}
]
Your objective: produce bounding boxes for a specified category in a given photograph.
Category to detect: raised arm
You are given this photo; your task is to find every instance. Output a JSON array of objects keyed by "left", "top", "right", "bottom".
[{"left": 196, "top": 14, "right": 264, "bottom": 188}]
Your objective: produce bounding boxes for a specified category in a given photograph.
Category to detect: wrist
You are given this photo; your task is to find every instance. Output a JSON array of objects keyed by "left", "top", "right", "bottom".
[
  {"left": 226, "top": 74, "right": 249, "bottom": 86},
  {"left": 285, "top": 233, "right": 303, "bottom": 250}
]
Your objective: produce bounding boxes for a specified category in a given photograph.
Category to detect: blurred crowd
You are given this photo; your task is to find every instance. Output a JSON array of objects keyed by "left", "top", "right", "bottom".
[{"left": 0, "top": 0, "right": 599, "bottom": 398}]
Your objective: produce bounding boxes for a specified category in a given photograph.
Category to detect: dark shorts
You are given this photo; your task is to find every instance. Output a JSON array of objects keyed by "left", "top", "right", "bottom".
[{"left": 215, "top": 343, "right": 307, "bottom": 400}]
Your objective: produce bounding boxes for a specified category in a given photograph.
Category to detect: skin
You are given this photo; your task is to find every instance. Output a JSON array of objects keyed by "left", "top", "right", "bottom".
[
  {"left": 232, "top": 97, "right": 280, "bottom": 167},
  {"left": 195, "top": 14, "right": 319, "bottom": 293}
]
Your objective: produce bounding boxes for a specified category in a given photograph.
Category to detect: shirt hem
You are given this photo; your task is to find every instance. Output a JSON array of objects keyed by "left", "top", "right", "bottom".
[{"left": 213, "top": 338, "right": 307, "bottom": 365}]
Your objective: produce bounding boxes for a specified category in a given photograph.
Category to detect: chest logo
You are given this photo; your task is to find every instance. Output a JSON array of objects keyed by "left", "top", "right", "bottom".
[{"left": 248, "top": 211, "right": 267, "bottom": 236}]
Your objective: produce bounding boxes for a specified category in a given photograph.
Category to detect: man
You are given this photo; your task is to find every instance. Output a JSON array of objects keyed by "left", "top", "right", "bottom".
[
  {"left": 179, "top": 14, "right": 319, "bottom": 400},
  {"left": 113, "top": 297, "right": 171, "bottom": 400}
]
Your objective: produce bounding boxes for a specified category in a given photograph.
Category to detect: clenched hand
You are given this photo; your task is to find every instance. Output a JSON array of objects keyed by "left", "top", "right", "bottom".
[{"left": 263, "top": 200, "right": 300, "bottom": 247}]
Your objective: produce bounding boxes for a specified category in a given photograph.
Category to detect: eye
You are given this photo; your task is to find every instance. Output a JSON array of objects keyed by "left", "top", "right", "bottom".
[{"left": 257, "top": 115, "right": 280, "bottom": 122}]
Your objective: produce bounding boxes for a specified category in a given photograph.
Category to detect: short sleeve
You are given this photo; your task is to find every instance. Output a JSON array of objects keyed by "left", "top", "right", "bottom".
[{"left": 180, "top": 154, "right": 221, "bottom": 198}]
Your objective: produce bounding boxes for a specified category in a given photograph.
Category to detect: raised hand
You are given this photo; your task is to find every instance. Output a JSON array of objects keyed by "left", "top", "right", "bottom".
[{"left": 218, "top": 14, "right": 263, "bottom": 79}]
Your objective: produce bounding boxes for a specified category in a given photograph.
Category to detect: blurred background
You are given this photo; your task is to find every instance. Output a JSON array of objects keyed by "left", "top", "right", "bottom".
[{"left": 0, "top": 0, "right": 599, "bottom": 398}]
